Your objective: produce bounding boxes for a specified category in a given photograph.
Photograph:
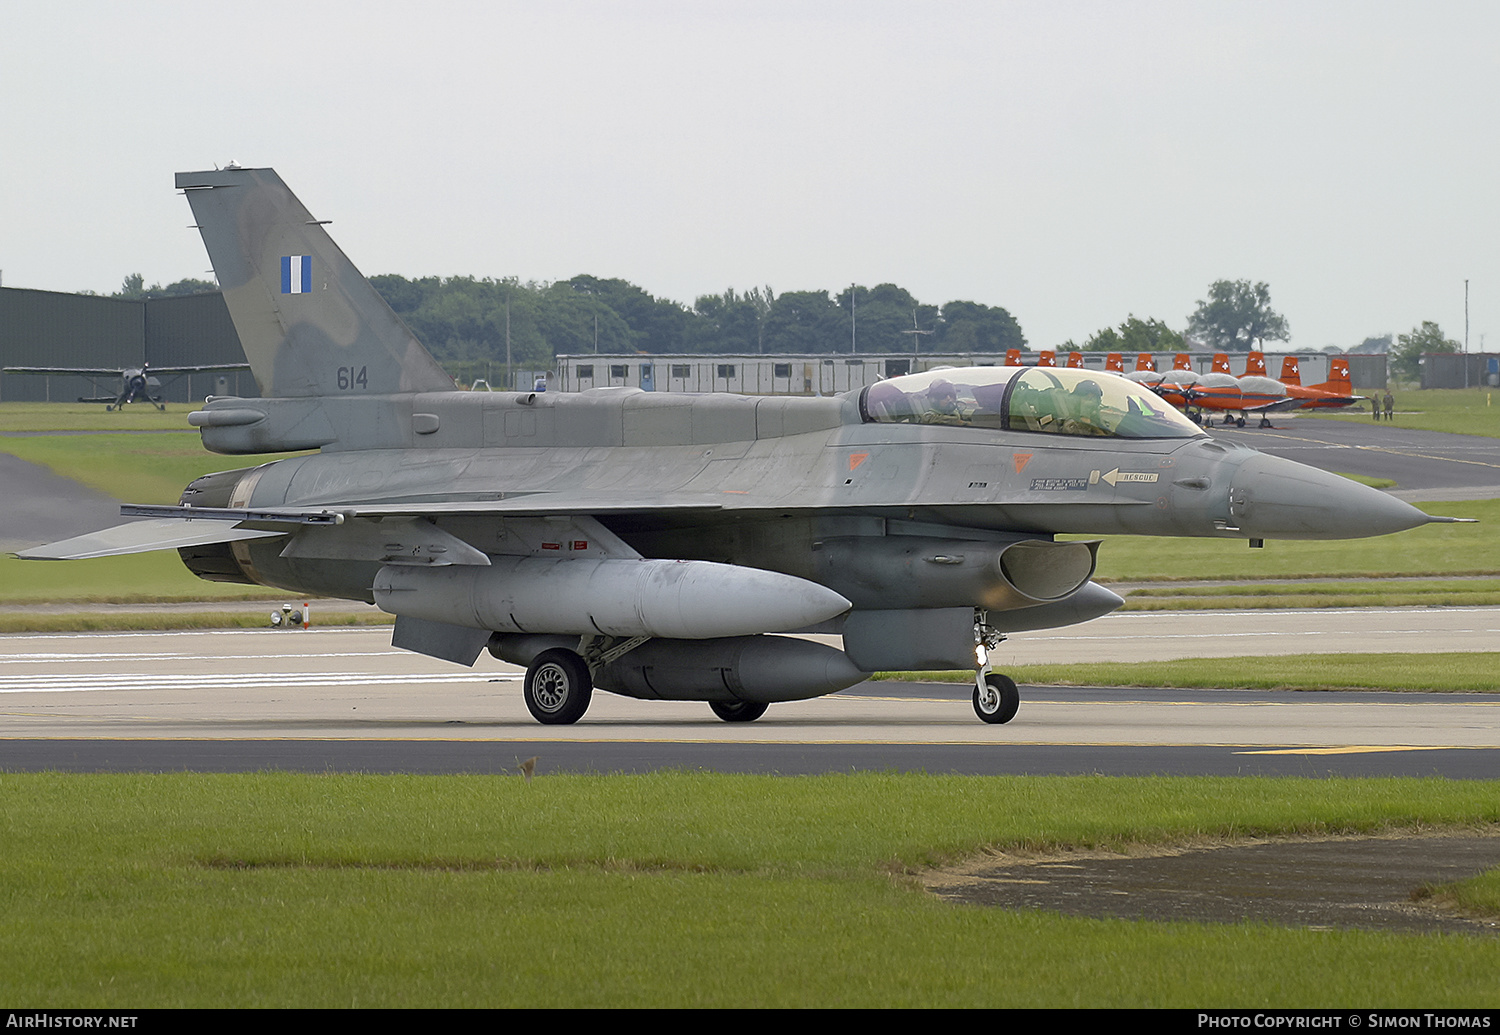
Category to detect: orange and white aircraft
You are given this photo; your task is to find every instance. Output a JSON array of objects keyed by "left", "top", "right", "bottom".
[{"left": 1273, "top": 354, "right": 1364, "bottom": 410}]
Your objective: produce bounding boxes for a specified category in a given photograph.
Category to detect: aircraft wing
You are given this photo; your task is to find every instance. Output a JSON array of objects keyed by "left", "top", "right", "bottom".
[
  {"left": 1242, "top": 397, "right": 1306, "bottom": 413},
  {"left": 145, "top": 364, "right": 252, "bottom": 374},
  {"left": 3, "top": 366, "right": 125, "bottom": 376},
  {"left": 14, "top": 518, "right": 286, "bottom": 560},
  {"left": 122, "top": 498, "right": 727, "bottom": 520}
]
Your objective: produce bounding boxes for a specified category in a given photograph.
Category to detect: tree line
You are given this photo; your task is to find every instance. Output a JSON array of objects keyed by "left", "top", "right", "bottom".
[
  {"left": 364, "top": 274, "right": 1027, "bottom": 371},
  {"left": 103, "top": 271, "right": 1463, "bottom": 383}
]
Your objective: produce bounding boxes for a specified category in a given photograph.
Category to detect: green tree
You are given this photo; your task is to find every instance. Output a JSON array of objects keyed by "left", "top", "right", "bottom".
[
  {"left": 763, "top": 290, "right": 845, "bottom": 353},
  {"left": 1391, "top": 321, "right": 1459, "bottom": 380},
  {"left": 1186, "top": 280, "right": 1289, "bottom": 352},
  {"left": 689, "top": 287, "right": 773, "bottom": 353},
  {"left": 1082, "top": 315, "right": 1185, "bottom": 353},
  {"left": 842, "top": 284, "right": 940, "bottom": 353},
  {"left": 935, "top": 300, "right": 1026, "bottom": 352},
  {"left": 113, "top": 274, "right": 217, "bottom": 300},
  {"left": 561, "top": 275, "right": 692, "bottom": 353}
]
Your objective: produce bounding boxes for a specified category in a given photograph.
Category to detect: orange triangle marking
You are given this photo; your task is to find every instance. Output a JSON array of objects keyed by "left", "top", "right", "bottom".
[
  {"left": 1013, "top": 453, "right": 1033, "bottom": 473},
  {"left": 848, "top": 452, "right": 869, "bottom": 471}
]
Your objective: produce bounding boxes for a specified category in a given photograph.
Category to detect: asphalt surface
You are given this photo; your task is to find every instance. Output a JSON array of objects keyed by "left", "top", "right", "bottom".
[
  {"left": 1211, "top": 415, "right": 1500, "bottom": 499},
  {"left": 2, "top": 623, "right": 1496, "bottom": 777},
  {"left": 0, "top": 452, "right": 130, "bottom": 553},
  {"left": 929, "top": 833, "right": 1500, "bottom": 936}
]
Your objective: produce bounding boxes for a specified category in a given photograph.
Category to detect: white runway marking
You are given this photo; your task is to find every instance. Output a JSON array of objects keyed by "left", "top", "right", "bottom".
[{"left": 0, "top": 672, "right": 516, "bottom": 694}]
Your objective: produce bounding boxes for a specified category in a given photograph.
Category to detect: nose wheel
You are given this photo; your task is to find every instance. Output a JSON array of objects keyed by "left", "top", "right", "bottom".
[{"left": 973, "top": 672, "right": 1020, "bottom": 724}]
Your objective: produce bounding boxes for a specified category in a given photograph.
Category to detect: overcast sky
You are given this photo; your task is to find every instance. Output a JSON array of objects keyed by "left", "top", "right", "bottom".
[{"left": 3, "top": 0, "right": 1496, "bottom": 352}]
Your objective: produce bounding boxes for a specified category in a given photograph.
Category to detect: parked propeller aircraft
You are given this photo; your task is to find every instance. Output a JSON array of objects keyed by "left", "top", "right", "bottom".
[
  {"left": 1274, "top": 354, "right": 1365, "bottom": 411},
  {"left": 3, "top": 361, "right": 250, "bottom": 410},
  {"left": 15, "top": 167, "right": 1452, "bottom": 727},
  {"left": 1127, "top": 352, "right": 1298, "bottom": 428}
]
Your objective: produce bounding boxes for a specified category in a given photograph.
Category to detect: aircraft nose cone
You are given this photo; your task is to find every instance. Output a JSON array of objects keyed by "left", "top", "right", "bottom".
[{"left": 1228, "top": 453, "right": 1431, "bottom": 540}]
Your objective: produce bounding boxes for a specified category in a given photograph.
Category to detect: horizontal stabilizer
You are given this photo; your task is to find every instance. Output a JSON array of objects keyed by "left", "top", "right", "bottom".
[{"left": 15, "top": 519, "right": 285, "bottom": 560}]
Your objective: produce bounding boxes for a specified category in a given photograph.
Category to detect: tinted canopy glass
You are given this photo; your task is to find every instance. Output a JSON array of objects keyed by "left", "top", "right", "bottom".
[{"left": 862, "top": 366, "right": 1203, "bottom": 439}]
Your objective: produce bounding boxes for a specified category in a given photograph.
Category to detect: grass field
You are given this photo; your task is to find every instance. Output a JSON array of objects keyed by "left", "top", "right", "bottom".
[
  {"left": 1311, "top": 386, "right": 1500, "bottom": 438},
  {"left": 1076, "top": 498, "right": 1497, "bottom": 582},
  {"left": 888, "top": 651, "right": 1500, "bottom": 692},
  {"left": 1, "top": 772, "right": 1496, "bottom": 1008}
]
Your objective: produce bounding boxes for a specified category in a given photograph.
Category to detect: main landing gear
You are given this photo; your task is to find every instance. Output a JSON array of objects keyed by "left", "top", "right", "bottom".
[
  {"left": 523, "top": 648, "right": 593, "bottom": 725},
  {"left": 971, "top": 609, "right": 1020, "bottom": 724},
  {"left": 520, "top": 636, "right": 773, "bottom": 725}
]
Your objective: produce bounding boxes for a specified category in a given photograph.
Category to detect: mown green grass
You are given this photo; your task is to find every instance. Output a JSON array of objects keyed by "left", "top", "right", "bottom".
[
  {"left": 1428, "top": 870, "right": 1500, "bottom": 917},
  {"left": 0, "top": 772, "right": 1497, "bottom": 1008},
  {"left": 0, "top": 428, "right": 302, "bottom": 505},
  {"left": 0, "top": 402, "right": 199, "bottom": 433},
  {"left": 1122, "top": 578, "right": 1500, "bottom": 610},
  {"left": 1310, "top": 386, "right": 1500, "bottom": 438},
  {"left": 1077, "top": 499, "right": 1497, "bottom": 582},
  {"left": 0, "top": 552, "right": 282, "bottom": 603},
  {"left": 0, "top": 610, "right": 393, "bottom": 634},
  {"left": 883, "top": 651, "right": 1500, "bottom": 692}
]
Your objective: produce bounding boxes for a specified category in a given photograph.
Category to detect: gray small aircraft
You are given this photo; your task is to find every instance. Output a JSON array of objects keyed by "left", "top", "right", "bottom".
[
  {"left": 3, "top": 361, "right": 250, "bottom": 411},
  {"left": 18, "top": 167, "right": 1456, "bottom": 725}
]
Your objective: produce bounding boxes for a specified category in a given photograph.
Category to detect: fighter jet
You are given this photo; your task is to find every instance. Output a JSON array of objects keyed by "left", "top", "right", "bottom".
[
  {"left": 3, "top": 361, "right": 250, "bottom": 410},
  {"left": 17, "top": 167, "right": 1452, "bottom": 727}
]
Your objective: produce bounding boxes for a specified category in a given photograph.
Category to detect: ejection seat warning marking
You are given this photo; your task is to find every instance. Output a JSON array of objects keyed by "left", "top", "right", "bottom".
[
  {"left": 1013, "top": 453, "right": 1032, "bottom": 473},
  {"left": 1030, "top": 477, "right": 1089, "bottom": 491},
  {"left": 848, "top": 452, "right": 869, "bottom": 471},
  {"left": 1097, "top": 468, "right": 1160, "bottom": 486}
]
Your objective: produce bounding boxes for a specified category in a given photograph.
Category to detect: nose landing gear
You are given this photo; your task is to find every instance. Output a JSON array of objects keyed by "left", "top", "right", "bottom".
[{"left": 971, "top": 610, "right": 1020, "bottom": 724}]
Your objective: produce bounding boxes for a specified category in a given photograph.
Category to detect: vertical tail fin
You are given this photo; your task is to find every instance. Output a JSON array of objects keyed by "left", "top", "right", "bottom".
[
  {"left": 1245, "top": 351, "right": 1267, "bottom": 376},
  {"left": 1105, "top": 352, "right": 1123, "bottom": 373},
  {"left": 1065, "top": 351, "right": 1084, "bottom": 368},
  {"left": 176, "top": 167, "right": 455, "bottom": 399},
  {"left": 1314, "top": 357, "right": 1353, "bottom": 393},
  {"left": 1037, "top": 350, "right": 1056, "bottom": 367},
  {"left": 1280, "top": 356, "right": 1302, "bottom": 386},
  {"left": 1172, "top": 353, "right": 1191, "bottom": 371},
  {"left": 1212, "top": 353, "right": 1231, "bottom": 374},
  {"left": 1004, "top": 348, "right": 1022, "bottom": 366},
  {"left": 1135, "top": 352, "right": 1156, "bottom": 372}
]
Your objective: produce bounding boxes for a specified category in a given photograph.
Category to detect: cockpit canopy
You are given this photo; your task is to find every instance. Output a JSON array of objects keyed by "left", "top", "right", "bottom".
[{"left": 861, "top": 366, "right": 1205, "bottom": 439}]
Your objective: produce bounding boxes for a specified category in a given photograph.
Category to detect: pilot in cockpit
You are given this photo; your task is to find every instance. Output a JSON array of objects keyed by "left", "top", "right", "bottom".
[{"left": 919, "top": 379, "right": 971, "bottom": 426}]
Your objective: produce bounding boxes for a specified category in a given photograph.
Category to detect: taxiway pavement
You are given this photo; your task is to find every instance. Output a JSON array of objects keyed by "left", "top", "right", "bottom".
[{"left": 3, "top": 619, "right": 1495, "bottom": 777}]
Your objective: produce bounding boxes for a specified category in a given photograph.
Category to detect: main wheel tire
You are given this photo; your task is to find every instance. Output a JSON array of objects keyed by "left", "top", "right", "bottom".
[
  {"left": 709, "top": 700, "right": 769, "bottom": 723},
  {"left": 973, "top": 673, "right": 1020, "bottom": 724},
  {"left": 524, "top": 649, "right": 592, "bottom": 725}
]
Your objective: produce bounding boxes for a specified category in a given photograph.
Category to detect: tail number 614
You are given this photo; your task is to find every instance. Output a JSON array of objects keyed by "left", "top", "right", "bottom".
[{"left": 337, "top": 366, "right": 368, "bottom": 390}]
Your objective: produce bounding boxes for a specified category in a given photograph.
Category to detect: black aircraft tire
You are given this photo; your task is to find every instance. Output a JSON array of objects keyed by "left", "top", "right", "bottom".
[
  {"left": 709, "top": 700, "right": 769, "bottom": 723},
  {"left": 973, "top": 673, "right": 1020, "bottom": 724},
  {"left": 524, "top": 649, "right": 593, "bottom": 725}
]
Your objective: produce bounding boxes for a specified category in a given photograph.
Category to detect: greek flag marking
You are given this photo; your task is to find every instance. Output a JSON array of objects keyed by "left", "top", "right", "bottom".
[{"left": 281, "top": 255, "right": 312, "bottom": 294}]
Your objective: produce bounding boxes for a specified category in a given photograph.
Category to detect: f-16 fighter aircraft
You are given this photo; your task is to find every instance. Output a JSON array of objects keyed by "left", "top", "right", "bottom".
[
  {"left": 18, "top": 167, "right": 1452, "bottom": 726},
  {"left": 3, "top": 361, "right": 250, "bottom": 410}
]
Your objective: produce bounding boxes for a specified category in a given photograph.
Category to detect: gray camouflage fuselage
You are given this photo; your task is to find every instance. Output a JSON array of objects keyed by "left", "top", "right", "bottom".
[{"left": 20, "top": 166, "right": 1445, "bottom": 719}]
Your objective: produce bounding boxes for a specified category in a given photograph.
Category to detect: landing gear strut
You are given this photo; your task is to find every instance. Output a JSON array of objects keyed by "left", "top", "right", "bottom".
[{"left": 971, "top": 609, "right": 1019, "bottom": 724}]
